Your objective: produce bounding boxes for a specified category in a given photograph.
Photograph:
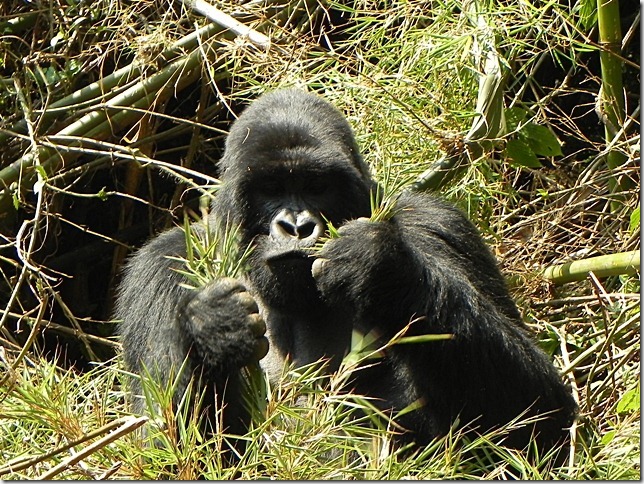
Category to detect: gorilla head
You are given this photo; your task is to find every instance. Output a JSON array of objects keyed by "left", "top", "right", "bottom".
[{"left": 212, "top": 90, "right": 374, "bottom": 310}]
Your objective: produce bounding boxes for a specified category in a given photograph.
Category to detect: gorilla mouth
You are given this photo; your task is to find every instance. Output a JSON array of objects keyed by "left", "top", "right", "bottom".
[
  {"left": 262, "top": 236, "right": 317, "bottom": 266},
  {"left": 264, "top": 247, "right": 312, "bottom": 264}
]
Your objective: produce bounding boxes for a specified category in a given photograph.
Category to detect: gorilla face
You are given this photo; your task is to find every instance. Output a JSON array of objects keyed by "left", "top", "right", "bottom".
[
  {"left": 240, "top": 159, "right": 372, "bottom": 310},
  {"left": 212, "top": 91, "right": 374, "bottom": 310}
]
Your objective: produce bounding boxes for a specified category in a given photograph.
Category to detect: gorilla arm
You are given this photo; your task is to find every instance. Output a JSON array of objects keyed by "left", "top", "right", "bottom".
[
  {"left": 312, "top": 190, "right": 576, "bottom": 453},
  {"left": 116, "top": 226, "right": 267, "bottom": 420},
  {"left": 116, "top": 228, "right": 194, "bottom": 414}
]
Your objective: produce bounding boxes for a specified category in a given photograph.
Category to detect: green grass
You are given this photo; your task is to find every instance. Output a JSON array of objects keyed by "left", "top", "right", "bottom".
[
  {"left": 0, "top": 343, "right": 639, "bottom": 479},
  {"left": 0, "top": 0, "right": 639, "bottom": 479}
]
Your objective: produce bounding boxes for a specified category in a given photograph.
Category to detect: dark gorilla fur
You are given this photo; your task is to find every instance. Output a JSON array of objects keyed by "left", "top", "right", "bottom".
[{"left": 116, "top": 89, "right": 576, "bottom": 457}]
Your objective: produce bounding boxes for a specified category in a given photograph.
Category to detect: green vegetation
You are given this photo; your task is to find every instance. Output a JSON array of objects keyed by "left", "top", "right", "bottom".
[{"left": 0, "top": 0, "right": 639, "bottom": 479}]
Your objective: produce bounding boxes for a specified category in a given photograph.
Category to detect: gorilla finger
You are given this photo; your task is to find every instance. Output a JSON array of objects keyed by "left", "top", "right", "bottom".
[
  {"left": 235, "top": 291, "right": 259, "bottom": 313},
  {"left": 252, "top": 336, "right": 269, "bottom": 361},
  {"left": 204, "top": 277, "right": 246, "bottom": 298},
  {"left": 311, "top": 258, "right": 329, "bottom": 279},
  {"left": 248, "top": 313, "right": 266, "bottom": 337}
]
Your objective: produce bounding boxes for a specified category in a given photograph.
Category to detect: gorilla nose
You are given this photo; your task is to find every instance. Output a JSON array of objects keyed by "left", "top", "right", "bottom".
[
  {"left": 285, "top": 219, "right": 316, "bottom": 238},
  {"left": 271, "top": 209, "right": 323, "bottom": 242}
]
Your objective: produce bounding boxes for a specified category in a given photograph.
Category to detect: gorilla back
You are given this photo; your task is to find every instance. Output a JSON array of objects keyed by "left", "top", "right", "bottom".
[{"left": 116, "top": 88, "right": 576, "bottom": 459}]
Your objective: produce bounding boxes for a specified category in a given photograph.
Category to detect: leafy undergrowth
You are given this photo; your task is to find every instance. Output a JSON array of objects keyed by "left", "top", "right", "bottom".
[
  {"left": 0, "top": 347, "right": 639, "bottom": 480},
  {"left": 0, "top": 0, "right": 639, "bottom": 479}
]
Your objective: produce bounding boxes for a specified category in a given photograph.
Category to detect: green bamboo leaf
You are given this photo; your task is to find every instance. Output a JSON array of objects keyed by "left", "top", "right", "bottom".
[
  {"left": 601, "top": 429, "right": 616, "bottom": 446},
  {"left": 393, "top": 334, "right": 454, "bottom": 345},
  {"left": 629, "top": 205, "right": 640, "bottom": 233},
  {"left": 575, "top": 0, "right": 597, "bottom": 30},
  {"left": 616, "top": 386, "right": 639, "bottom": 415},
  {"left": 504, "top": 107, "right": 528, "bottom": 133},
  {"left": 505, "top": 139, "right": 542, "bottom": 168},
  {"left": 396, "top": 397, "right": 426, "bottom": 417},
  {"left": 522, "top": 123, "right": 563, "bottom": 157}
]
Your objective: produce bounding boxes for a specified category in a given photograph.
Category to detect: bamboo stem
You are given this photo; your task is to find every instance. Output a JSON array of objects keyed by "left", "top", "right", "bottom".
[
  {"left": 596, "top": 0, "right": 632, "bottom": 201},
  {"left": 543, "top": 250, "right": 640, "bottom": 284},
  {"left": 0, "top": 22, "right": 224, "bottom": 145},
  {"left": 0, "top": 44, "right": 207, "bottom": 210},
  {"left": 412, "top": 0, "right": 504, "bottom": 191}
]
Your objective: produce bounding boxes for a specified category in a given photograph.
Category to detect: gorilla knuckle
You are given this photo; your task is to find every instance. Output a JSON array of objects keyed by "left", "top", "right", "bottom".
[
  {"left": 247, "top": 313, "right": 266, "bottom": 337},
  {"left": 253, "top": 336, "right": 270, "bottom": 361},
  {"left": 233, "top": 290, "right": 259, "bottom": 314},
  {"left": 310, "top": 257, "right": 329, "bottom": 280},
  {"left": 212, "top": 277, "right": 247, "bottom": 295}
]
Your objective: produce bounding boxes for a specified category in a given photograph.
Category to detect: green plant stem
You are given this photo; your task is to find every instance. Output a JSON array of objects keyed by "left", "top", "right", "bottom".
[
  {"left": 0, "top": 44, "right": 209, "bottom": 211},
  {"left": 0, "top": 22, "right": 224, "bottom": 146},
  {"left": 543, "top": 250, "right": 640, "bottom": 284},
  {"left": 596, "top": 0, "right": 631, "bottom": 201}
]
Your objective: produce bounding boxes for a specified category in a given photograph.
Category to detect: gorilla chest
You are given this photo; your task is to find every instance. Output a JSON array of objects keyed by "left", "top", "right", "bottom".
[{"left": 254, "top": 298, "right": 351, "bottom": 385}]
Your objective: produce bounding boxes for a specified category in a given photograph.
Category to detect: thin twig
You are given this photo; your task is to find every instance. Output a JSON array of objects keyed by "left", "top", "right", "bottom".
[
  {"left": 0, "top": 416, "right": 147, "bottom": 476},
  {"left": 36, "top": 416, "right": 148, "bottom": 480}
]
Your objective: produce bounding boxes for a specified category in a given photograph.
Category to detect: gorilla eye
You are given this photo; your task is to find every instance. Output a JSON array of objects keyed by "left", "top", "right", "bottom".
[
  {"left": 307, "top": 179, "right": 328, "bottom": 196},
  {"left": 258, "top": 180, "right": 283, "bottom": 197}
]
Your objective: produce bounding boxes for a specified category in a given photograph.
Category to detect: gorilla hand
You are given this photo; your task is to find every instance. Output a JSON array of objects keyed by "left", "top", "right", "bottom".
[
  {"left": 182, "top": 278, "right": 269, "bottom": 373},
  {"left": 312, "top": 218, "right": 425, "bottom": 336}
]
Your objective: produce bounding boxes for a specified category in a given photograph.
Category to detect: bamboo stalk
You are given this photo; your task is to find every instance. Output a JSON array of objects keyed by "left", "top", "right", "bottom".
[
  {"left": 543, "top": 250, "right": 640, "bottom": 284},
  {"left": 596, "top": 0, "right": 632, "bottom": 202},
  {"left": 413, "top": 0, "right": 504, "bottom": 191},
  {"left": 0, "top": 2, "right": 287, "bottom": 213},
  {"left": 0, "top": 12, "right": 38, "bottom": 36},
  {"left": 0, "top": 22, "right": 224, "bottom": 145},
  {"left": 0, "top": 44, "right": 207, "bottom": 211}
]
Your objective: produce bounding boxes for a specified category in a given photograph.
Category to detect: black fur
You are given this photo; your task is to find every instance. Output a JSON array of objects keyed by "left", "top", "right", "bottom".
[{"left": 116, "top": 89, "right": 576, "bottom": 457}]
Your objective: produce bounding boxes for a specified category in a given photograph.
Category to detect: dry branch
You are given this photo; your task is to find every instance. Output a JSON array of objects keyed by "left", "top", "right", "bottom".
[
  {"left": 0, "top": 416, "right": 147, "bottom": 476},
  {"left": 179, "top": 0, "right": 270, "bottom": 48}
]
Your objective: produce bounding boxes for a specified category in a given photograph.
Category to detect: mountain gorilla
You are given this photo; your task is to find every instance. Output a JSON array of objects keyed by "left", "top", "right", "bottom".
[{"left": 116, "top": 89, "right": 576, "bottom": 457}]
